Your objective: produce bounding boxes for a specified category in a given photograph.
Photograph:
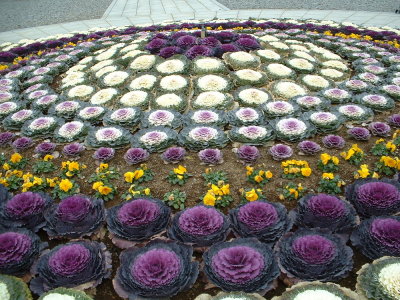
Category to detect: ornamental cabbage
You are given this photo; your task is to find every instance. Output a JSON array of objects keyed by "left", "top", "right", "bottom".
[
  {"left": 293, "top": 193, "right": 358, "bottom": 234},
  {"left": 345, "top": 178, "right": 400, "bottom": 217},
  {"left": 113, "top": 240, "right": 198, "bottom": 299},
  {"left": 168, "top": 205, "right": 230, "bottom": 247},
  {"left": 30, "top": 240, "right": 111, "bottom": 294},
  {"left": 38, "top": 287, "right": 93, "bottom": 300},
  {"left": 43, "top": 195, "right": 105, "bottom": 239},
  {"left": 229, "top": 200, "right": 292, "bottom": 245},
  {"left": 0, "top": 191, "right": 53, "bottom": 232},
  {"left": 0, "top": 227, "right": 45, "bottom": 276},
  {"left": 276, "top": 229, "right": 353, "bottom": 283},
  {"left": 106, "top": 197, "right": 170, "bottom": 248},
  {"left": 271, "top": 281, "right": 360, "bottom": 300},
  {"left": 0, "top": 274, "right": 33, "bottom": 300},
  {"left": 351, "top": 216, "right": 400, "bottom": 259},
  {"left": 203, "top": 238, "right": 279, "bottom": 293},
  {"left": 356, "top": 256, "right": 400, "bottom": 300}
]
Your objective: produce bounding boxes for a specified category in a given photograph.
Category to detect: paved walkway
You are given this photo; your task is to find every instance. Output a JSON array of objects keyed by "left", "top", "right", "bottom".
[{"left": 0, "top": 0, "right": 399, "bottom": 44}]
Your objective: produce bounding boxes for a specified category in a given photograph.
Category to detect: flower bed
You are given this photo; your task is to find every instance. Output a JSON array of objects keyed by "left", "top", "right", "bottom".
[{"left": 0, "top": 16, "right": 400, "bottom": 300}]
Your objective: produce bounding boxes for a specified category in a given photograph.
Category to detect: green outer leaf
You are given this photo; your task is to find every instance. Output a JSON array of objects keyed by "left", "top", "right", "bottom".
[{"left": 38, "top": 287, "right": 93, "bottom": 300}]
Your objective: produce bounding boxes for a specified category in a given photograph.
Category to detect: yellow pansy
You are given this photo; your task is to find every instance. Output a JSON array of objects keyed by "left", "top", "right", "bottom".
[
  {"left": 173, "top": 165, "right": 187, "bottom": 175},
  {"left": 265, "top": 171, "right": 273, "bottom": 179},
  {"left": 254, "top": 175, "right": 263, "bottom": 183},
  {"left": 68, "top": 161, "right": 80, "bottom": 172},
  {"left": 289, "top": 188, "right": 299, "bottom": 199},
  {"left": 320, "top": 153, "right": 331, "bottom": 165},
  {"left": 10, "top": 153, "right": 22, "bottom": 163},
  {"left": 331, "top": 156, "right": 339, "bottom": 165},
  {"left": 2, "top": 163, "right": 10, "bottom": 171},
  {"left": 59, "top": 179, "right": 73, "bottom": 192},
  {"left": 92, "top": 181, "right": 104, "bottom": 190},
  {"left": 376, "top": 138, "right": 385, "bottom": 144},
  {"left": 43, "top": 155, "right": 54, "bottom": 161},
  {"left": 46, "top": 178, "right": 57, "bottom": 187},
  {"left": 322, "top": 173, "right": 334, "bottom": 180},
  {"left": 98, "top": 185, "right": 112, "bottom": 195},
  {"left": 381, "top": 156, "right": 397, "bottom": 168},
  {"left": 246, "top": 166, "right": 254, "bottom": 176},
  {"left": 245, "top": 189, "right": 259, "bottom": 201},
  {"left": 143, "top": 188, "right": 151, "bottom": 195},
  {"left": 386, "top": 142, "right": 396, "bottom": 152},
  {"left": 203, "top": 192, "right": 216, "bottom": 206},
  {"left": 211, "top": 184, "right": 223, "bottom": 196},
  {"left": 221, "top": 184, "right": 230, "bottom": 195},
  {"left": 98, "top": 163, "right": 109, "bottom": 171},
  {"left": 301, "top": 167, "right": 312, "bottom": 177}
]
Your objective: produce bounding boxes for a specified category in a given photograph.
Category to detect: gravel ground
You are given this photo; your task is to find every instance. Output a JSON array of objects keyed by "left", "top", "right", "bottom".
[
  {"left": 0, "top": 0, "right": 113, "bottom": 32},
  {"left": 216, "top": 0, "right": 398, "bottom": 12}
]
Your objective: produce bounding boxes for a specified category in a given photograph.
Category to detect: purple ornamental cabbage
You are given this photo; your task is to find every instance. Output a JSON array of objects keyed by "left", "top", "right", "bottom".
[
  {"left": 236, "top": 37, "right": 261, "bottom": 50},
  {"left": 203, "top": 238, "right": 279, "bottom": 293},
  {"left": 322, "top": 135, "right": 346, "bottom": 149},
  {"left": 12, "top": 137, "right": 34, "bottom": 151},
  {"left": 236, "top": 145, "right": 260, "bottom": 164},
  {"left": 106, "top": 197, "right": 170, "bottom": 248},
  {"left": 168, "top": 205, "right": 230, "bottom": 247},
  {"left": 34, "top": 142, "right": 56, "bottom": 156},
  {"left": 269, "top": 144, "right": 293, "bottom": 161},
  {"left": 198, "top": 148, "right": 223, "bottom": 165},
  {"left": 123, "top": 148, "right": 150, "bottom": 165},
  {"left": 345, "top": 178, "right": 400, "bottom": 217},
  {"left": 293, "top": 193, "right": 358, "bottom": 234},
  {"left": 145, "top": 38, "right": 168, "bottom": 53},
  {"left": 113, "top": 240, "right": 198, "bottom": 299},
  {"left": 43, "top": 195, "right": 105, "bottom": 239},
  {"left": 93, "top": 147, "right": 115, "bottom": 162},
  {"left": 351, "top": 216, "right": 400, "bottom": 259},
  {"left": 161, "top": 147, "right": 186, "bottom": 163},
  {"left": 62, "top": 143, "right": 85, "bottom": 157},
  {"left": 297, "top": 140, "right": 322, "bottom": 155},
  {"left": 347, "top": 127, "right": 371, "bottom": 140},
  {"left": 276, "top": 229, "right": 353, "bottom": 283},
  {"left": 0, "top": 227, "right": 45, "bottom": 276},
  {"left": 368, "top": 122, "right": 391, "bottom": 136},
  {"left": 388, "top": 114, "right": 400, "bottom": 127},
  {"left": 185, "top": 45, "right": 213, "bottom": 60},
  {"left": 199, "top": 36, "right": 221, "bottom": 47},
  {"left": 30, "top": 240, "right": 111, "bottom": 294},
  {"left": 0, "top": 192, "right": 53, "bottom": 232},
  {"left": 215, "top": 44, "right": 241, "bottom": 57},
  {"left": 159, "top": 46, "right": 183, "bottom": 59},
  {"left": 176, "top": 35, "right": 197, "bottom": 48},
  {"left": 229, "top": 200, "right": 292, "bottom": 245},
  {"left": 0, "top": 132, "right": 14, "bottom": 147}
]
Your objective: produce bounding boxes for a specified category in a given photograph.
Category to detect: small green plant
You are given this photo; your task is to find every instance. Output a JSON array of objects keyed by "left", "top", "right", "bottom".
[
  {"left": 277, "top": 182, "right": 306, "bottom": 201},
  {"left": 163, "top": 190, "right": 187, "bottom": 210},
  {"left": 166, "top": 165, "right": 192, "bottom": 186},
  {"left": 317, "top": 173, "right": 345, "bottom": 195},
  {"left": 33, "top": 159, "right": 56, "bottom": 174},
  {"left": 202, "top": 168, "right": 228, "bottom": 186}
]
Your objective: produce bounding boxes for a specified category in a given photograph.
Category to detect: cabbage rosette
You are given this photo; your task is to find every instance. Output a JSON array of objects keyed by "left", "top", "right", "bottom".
[
  {"left": 168, "top": 205, "right": 230, "bottom": 247},
  {"left": 276, "top": 229, "right": 353, "bottom": 283},
  {"left": 131, "top": 126, "right": 178, "bottom": 152},
  {"left": 0, "top": 227, "right": 46, "bottom": 277},
  {"left": 141, "top": 109, "right": 182, "bottom": 129},
  {"left": 30, "top": 240, "right": 111, "bottom": 294},
  {"left": 292, "top": 193, "right": 358, "bottom": 234},
  {"left": 43, "top": 195, "right": 105, "bottom": 239},
  {"left": 350, "top": 216, "right": 400, "bottom": 259},
  {"left": 271, "top": 281, "right": 360, "bottom": 300},
  {"left": 203, "top": 238, "right": 279, "bottom": 293},
  {"left": 229, "top": 200, "right": 293, "bottom": 245},
  {"left": 226, "top": 107, "right": 265, "bottom": 126},
  {"left": 271, "top": 117, "right": 316, "bottom": 142},
  {"left": 113, "top": 240, "right": 199, "bottom": 299},
  {"left": 85, "top": 126, "right": 132, "bottom": 148},
  {"left": 345, "top": 178, "right": 400, "bottom": 217},
  {"left": 178, "top": 125, "right": 229, "bottom": 151},
  {"left": 356, "top": 256, "right": 400, "bottom": 300},
  {"left": 0, "top": 274, "right": 33, "bottom": 300},
  {"left": 54, "top": 121, "right": 90, "bottom": 143},
  {"left": 106, "top": 197, "right": 170, "bottom": 248},
  {"left": 304, "top": 111, "right": 344, "bottom": 133},
  {"left": 0, "top": 191, "right": 53, "bottom": 232},
  {"left": 195, "top": 292, "right": 266, "bottom": 300},
  {"left": 103, "top": 107, "right": 141, "bottom": 128},
  {"left": 228, "top": 125, "right": 275, "bottom": 145},
  {"left": 38, "top": 287, "right": 93, "bottom": 300},
  {"left": 183, "top": 109, "right": 226, "bottom": 128}
]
